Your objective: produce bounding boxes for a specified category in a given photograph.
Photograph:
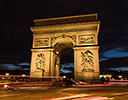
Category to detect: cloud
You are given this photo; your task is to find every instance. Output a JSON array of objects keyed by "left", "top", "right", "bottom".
[
  {"left": 0, "top": 63, "right": 30, "bottom": 71},
  {"left": 18, "top": 63, "right": 30, "bottom": 66},
  {"left": 60, "top": 63, "right": 74, "bottom": 73},
  {"left": 0, "top": 64, "right": 22, "bottom": 70},
  {"left": 109, "top": 67, "right": 128, "bottom": 71}
]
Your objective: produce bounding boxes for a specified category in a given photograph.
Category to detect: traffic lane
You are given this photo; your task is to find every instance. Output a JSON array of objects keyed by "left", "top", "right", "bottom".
[
  {"left": 110, "top": 94, "right": 128, "bottom": 100},
  {"left": 58, "top": 86, "right": 128, "bottom": 94},
  {"left": 0, "top": 88, "right": 62, "bottom": 100},
  {"left": 0, "top": 86, "right": 128, "bottom": 100},
  {"left": 0, "top": 83, "right": 53, "bottom": 87}
]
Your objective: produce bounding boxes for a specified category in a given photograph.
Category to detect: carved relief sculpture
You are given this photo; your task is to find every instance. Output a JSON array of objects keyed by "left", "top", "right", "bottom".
[
  {"left": 35, "top": 53, "right": 45, "bottom": 71},
  {"left": 81, "top": 50, "right": 94, "bottom": 71},
  {"left": 79, "top": 35, "right": 95, "bottom": 44}
]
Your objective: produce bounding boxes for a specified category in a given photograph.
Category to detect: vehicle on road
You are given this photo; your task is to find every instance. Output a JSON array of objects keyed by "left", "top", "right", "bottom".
[
  {"left": 0, "top": 83, "right": 18, "bottom": 94},
  {"left": 53, "top": 79, "right": 79, "bottom": 87},
  {"left": 78, "top": 80, "right": 88, "bottom": 85},
  {"left": 61, "top": 79, "right": 79, "bottom": 87}
]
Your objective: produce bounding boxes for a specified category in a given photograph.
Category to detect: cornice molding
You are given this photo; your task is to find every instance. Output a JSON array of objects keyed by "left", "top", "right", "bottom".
[
  {"left": 33, "top": 14, "right": 98, "bottom": 26},
  {"left": 30, "top": 21, "right": 100, "bottom": 34}
]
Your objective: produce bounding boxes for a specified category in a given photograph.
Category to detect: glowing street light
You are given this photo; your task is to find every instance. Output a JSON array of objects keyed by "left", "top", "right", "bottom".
[
  {"left": 5, "top": 73, "right": 9, "bottom": 76},
  {"left": 103, "top": 76, "right": 106, "bottom": 78},
  {"left": 22, "top": 74, "right": 25, "bottom": 77},
  {"left": 63, "top": 76, "right": 66, "bottom": 79},
  {"left": 4, "top": 85, "right": 8, "bottom": 88},
  {"left": 118, "top": 75, "right": 122, "bottom": 79}
]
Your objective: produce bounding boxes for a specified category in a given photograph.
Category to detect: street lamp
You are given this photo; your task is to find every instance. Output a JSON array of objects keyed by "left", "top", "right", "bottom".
[
  {"left": 5, "top": 73, "right": 9, "bottom": 81},
  {"left": 22, "top": 74, "right": 25, "bottom": 77},
  {"left": 63, "top": 76, "right": 66, "bottom": 79},
  {"left": 118, "top": 75, "right": 122, "bottom": 79},
  {"left": 5, "top": 73, "right": 9, "bottom": 76}
]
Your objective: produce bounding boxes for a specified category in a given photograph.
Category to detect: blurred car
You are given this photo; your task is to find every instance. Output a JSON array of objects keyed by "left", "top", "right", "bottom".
[
  {"left": 78, "top": 80, "right": 88, "bottom": 85},
  {"left": 0, "top": 83, "right": 18, "bottom": 92},
  {"left": 61, "top": 80, "right": 79, "bottom": 87},
  {"left": 53, "top": 79, "right": 79, "bottom": 87},
  {"left": 3, "top": 84, "right": 17, "bottom": 90}
]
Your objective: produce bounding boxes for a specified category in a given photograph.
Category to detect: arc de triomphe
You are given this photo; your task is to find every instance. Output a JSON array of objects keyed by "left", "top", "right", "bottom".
[{"left": 30, "top": 13, "right": 100, "bottom": 81}]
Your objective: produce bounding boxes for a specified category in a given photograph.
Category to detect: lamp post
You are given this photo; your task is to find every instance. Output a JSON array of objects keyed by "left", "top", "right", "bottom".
[
  {"left": 5, "top": 73, "right": 9, "bottom": 76},
  {"left": 22, "top": 74, "right": 25, "bottom": 77},
  {"left": 22, "top": 74, "right": 26, "bottom": 81},
  {"left": 118, "top": 75, "right": 122, "bottom": 80},
  {"left": 5, "top": 73, "right": 9, "bottom": 81},
  {"left": 63, "top": 76, "right": 66, "bottom": 79}
]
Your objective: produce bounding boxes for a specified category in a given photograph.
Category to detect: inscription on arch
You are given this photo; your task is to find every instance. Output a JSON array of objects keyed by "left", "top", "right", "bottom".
[{"left": 35, "top": 37, "right": 49, "bottom": 47}]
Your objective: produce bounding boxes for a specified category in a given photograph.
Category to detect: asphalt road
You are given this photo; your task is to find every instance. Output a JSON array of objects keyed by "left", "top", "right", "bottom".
[{"left": 0, "top": 85, "right": 128, "bottom": 100}]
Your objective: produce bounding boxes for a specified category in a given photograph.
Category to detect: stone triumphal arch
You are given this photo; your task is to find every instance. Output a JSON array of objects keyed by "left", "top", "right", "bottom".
[{"left": 30, "top": 14, "right": 100, "bottom": 81}]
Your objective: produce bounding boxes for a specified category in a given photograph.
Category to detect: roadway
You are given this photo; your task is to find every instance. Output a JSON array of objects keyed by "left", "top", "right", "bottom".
[{"left": 0, "top": 85, "right": 128, "bottom": 100}]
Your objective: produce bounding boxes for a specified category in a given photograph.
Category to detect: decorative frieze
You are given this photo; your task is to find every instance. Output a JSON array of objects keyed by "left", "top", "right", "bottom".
[
  {"left": 79, "top": 34, "right": 95, "bottom": 44},
  {"left": 51, "top": 35, "right": 76, "bottom": 44},
  {"left": 32, "top": 26, "right": 97, "bottom": 34}
]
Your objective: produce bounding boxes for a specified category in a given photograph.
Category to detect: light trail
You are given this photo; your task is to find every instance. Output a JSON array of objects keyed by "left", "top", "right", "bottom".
[
  {"left": 0, "top": 75, "right": 63, "bottom": 78},
  {"left": 42, "top": 94, "right": 89, "bottom": 100},
  {"left": 75, "top": 84, "right": 112, "bottom": 87},
  {"left": 75, "top": 96, "right": 109, "bottom": 100},
  {"left": 110, "top": 79, "right": 128, "bottom": 82},
  {"left": 0, "top": 83, "right": 53, "bottom": 87},
  {"left": 104, "top": 80, "right": 128, "bottom": 85},
  {"left": 41, "top": 95, "right": 109, "bottom": 100}
]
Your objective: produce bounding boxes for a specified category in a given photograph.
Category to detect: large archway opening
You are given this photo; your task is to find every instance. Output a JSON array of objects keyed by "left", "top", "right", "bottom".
[
  {"left": 53, "top": 38, "right": 75, "bottom": 79},
  {"left": 60, "top": 48, "right": 74, "bottom": 79}
]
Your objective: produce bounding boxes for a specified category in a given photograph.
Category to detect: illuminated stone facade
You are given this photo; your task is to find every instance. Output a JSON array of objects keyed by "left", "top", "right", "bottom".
[{"left": 30, "top": 14, "right": 100, "bottom": 81}]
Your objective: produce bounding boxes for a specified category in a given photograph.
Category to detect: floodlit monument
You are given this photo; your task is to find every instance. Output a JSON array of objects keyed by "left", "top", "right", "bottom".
[{"left": 30, "top": 13, "right": 100, "bottom": 81}]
